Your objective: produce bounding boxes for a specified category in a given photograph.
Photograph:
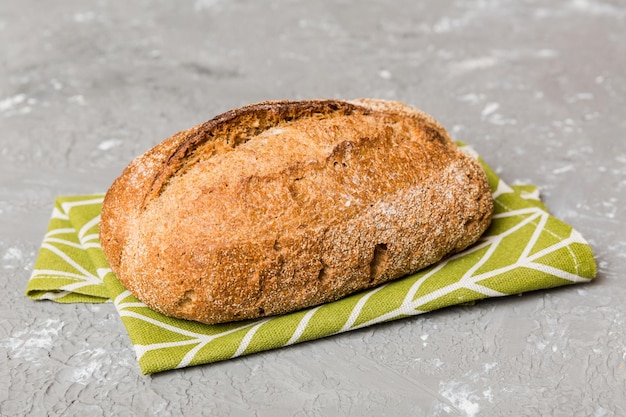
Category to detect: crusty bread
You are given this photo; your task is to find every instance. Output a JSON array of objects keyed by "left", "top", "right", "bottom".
[{"left": 100, "top": 99, "right": 493, "bottom": 324}]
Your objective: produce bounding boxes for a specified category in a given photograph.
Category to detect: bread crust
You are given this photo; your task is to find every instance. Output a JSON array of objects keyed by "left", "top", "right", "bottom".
[{"left": 100, "top": 99, "right": 493, "bottom": 324}]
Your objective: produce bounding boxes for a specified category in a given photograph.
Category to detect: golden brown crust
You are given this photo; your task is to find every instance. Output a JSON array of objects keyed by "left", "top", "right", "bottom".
[{"left": 100, "top": 99, "right": 493, "bottom": 324}]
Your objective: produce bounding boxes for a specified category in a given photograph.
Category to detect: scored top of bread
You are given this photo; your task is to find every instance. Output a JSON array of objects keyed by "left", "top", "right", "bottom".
[{"left": 100, "top": 99, "right": 493, "bottom": 324}]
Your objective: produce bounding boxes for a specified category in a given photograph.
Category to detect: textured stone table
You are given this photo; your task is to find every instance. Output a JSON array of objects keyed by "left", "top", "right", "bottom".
[{"left": 1, "top": 0, "right": 625, "bottom": 415}]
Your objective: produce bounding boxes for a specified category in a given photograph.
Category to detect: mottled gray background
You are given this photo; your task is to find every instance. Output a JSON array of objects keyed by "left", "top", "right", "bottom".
[{"left": 1, "top": 0, "right": 625, "bottom": 416}]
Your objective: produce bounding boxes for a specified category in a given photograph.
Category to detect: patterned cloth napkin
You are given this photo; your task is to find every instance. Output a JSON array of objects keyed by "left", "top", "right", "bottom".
[{"left": 26, "top": 145, "right": 597, "bottom": 374}]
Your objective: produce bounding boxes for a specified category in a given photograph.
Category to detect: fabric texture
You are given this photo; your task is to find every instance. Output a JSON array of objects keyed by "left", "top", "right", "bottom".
[{"left": 26, "top": 145, "right": 597, "bottom": 374}]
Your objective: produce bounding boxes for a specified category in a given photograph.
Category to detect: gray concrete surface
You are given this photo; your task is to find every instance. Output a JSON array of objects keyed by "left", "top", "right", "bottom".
[{"left": 1, "top": 0, "right": 625, "bottom": 415}]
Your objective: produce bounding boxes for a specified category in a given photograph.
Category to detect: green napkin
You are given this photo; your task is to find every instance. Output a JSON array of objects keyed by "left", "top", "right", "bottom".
[{"left": 26, "top": 145, "right": 597, "bottom": 374}]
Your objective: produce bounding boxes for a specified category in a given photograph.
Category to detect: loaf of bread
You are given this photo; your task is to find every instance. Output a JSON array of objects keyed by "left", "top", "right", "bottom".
[{"left": 100, "top": 99, "right": 493, "bottom": 324}]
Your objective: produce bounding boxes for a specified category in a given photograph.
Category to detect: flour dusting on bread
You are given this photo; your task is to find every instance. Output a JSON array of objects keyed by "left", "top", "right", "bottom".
[{"left": 100, "top": 99, "right": 493, "bottom": 324}]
